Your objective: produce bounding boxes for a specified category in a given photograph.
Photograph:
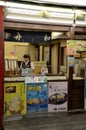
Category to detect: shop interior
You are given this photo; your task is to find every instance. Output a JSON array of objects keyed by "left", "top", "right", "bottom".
[
  {"left": 1, "top": 1, "right": 86, "bottom": 130},
  {"left": 4, "top": 30, "right": 67, "bottom": 77},
  {"left": 3, "top": 1, "right": 86, "bottom": 119},
  {"left": 4, "top": 2, "right": 86, "bottom": 78}
]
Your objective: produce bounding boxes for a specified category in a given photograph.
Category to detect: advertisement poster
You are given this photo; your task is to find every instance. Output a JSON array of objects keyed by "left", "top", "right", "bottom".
[
  {"left": 26, "top": 83, "right": 48, "bottom": 113},
  {"left": 66, "top": 40, "right": 86, "bottom": 56},
  {"left": 68, "top": 56, "right": 74, "bottom": 67},
  {"left": 4, "top": 82, "right": 26, "bottom": 116},
  {"left": 48, "top": 82, "right": 68, "bottom": 112}
]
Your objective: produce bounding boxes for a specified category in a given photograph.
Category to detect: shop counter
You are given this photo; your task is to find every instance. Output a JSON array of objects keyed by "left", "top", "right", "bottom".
[
  {"left": 4, "top": 76, "right": 84, "bottom": 82},
  {"left": 4, "top": 75, "right": 85, "bottom": 115},
  {"left": 4, "top": 77, "right": 25, "bottom": 82}
]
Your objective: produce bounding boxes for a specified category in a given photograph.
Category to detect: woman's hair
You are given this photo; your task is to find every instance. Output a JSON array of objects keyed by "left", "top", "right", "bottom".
[
  {"left": 22, "top": 54, "right": 31, "bottom": 68},
  {"left": 23, "top": 54, "right": 30, "bottom": 60}
]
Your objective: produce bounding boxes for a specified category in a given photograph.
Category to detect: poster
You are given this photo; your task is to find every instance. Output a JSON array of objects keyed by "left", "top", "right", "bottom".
[
  {"left": 68, "top": 56, "right": 74, "bottom": 67},
  {"left": 26, "top": 83, "right": 48, "bottom": 113},
  {"left": 4, "top": 82, "right": 26, "bottom": 116},
  {"left": 48, "top": 82, "right": 68, "bottom": 112},
  {"left": 66, "top": 40, "right": 86, "bottom": 56}
]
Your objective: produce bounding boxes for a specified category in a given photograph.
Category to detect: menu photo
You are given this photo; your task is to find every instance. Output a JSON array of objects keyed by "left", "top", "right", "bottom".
[{"left": 48, "top": 81, "right": 68, "bottom": 112}]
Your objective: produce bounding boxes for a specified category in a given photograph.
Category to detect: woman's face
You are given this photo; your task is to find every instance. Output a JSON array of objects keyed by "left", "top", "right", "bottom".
[{"left": 24, "top": 57, "right": 29, "bottom": 62}]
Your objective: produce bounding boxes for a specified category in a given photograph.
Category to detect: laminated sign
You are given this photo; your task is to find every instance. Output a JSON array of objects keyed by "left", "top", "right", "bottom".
[
  {"left": 26, "top": 83, "right": 48, "bottom": 113},
  {"left": 48, "top": 82, "right": 68, "bottom": 112},
  {"left": 4, "top": 82, "right": 26, "bottom": 116}
]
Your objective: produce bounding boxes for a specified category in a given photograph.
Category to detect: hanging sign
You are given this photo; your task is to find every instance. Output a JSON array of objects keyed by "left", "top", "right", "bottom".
[{"left": 5, "top": 29, "right": 51, "bottom": 43}]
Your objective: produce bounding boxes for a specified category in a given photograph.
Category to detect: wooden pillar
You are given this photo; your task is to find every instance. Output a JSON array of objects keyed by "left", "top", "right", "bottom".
[
  {"left": 68, "top": 66, "right": 73, "bottom": 111},
  {"left": 0, "top": 6, "right": 4, "bottom": 130},
  {"left": 70, "top": 26, "right": 75, "bottom": 40},
  {"left": 67, "top": 55, "right": 74, "bottom": 111}
]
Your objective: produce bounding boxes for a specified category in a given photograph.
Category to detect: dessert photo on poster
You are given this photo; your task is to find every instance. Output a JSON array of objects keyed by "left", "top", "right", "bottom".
[{"left": 48, "top": 82, "right": 68, "bottom": 112}]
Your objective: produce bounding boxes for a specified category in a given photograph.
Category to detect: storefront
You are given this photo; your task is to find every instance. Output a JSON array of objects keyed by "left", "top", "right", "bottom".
[{"left": 0, "top": 2, "right": 86, "bottom": 129}]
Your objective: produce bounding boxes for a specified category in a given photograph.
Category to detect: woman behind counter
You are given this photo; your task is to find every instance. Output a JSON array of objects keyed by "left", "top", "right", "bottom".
[{"left": 20, "top": 54, "right": 34, "bottom": 70}]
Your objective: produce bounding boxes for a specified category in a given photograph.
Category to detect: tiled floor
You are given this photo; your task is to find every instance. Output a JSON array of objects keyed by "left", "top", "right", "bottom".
[{"left": 3, "top": 112, "right": 86, "bottom": 130}]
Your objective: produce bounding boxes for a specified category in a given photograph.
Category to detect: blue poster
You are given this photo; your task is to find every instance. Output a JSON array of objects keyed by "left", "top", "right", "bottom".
[{"left": 26, "top": 83, "right": 48, "bottom": 113}]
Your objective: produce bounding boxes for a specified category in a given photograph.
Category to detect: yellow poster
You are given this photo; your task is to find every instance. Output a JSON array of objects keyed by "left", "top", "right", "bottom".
[{"left": 4, "top": 82, "right": 26, "bottom": 116}]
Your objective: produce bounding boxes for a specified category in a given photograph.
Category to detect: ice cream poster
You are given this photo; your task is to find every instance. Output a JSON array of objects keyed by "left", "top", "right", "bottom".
[
  {"left": 26, "top": 83, "right": 48, "bottom": 113},
  {"left": 48, "top": 82, "right": 68, "bottom": 112},
  {"left": 4, "top": 82, "right": 26, "bottom": 116}
]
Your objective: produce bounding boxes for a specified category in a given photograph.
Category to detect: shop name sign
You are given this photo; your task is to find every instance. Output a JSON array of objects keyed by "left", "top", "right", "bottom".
[{"left": 5, "top": 29, "right": 51, "bottom": 44}]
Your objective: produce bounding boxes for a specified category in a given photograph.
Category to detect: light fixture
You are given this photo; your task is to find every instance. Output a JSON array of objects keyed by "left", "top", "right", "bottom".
[
  {"left": 5, "top": 6, "right": 74, "bottom": 21},
  {"left": 1, "top": 1, "right": 86, "bottom": 26},
  {"left": 76, "top": 21, "right": 86, "bottom": 27},
  {"left": 21, "top": 0, "right": 86, "bottom": 7},
  {"left": 52, "top": 32, "right": 63, "bottom": 39},
  {"left": 6, "top": 15, "right": 73, "bottom": 25}
]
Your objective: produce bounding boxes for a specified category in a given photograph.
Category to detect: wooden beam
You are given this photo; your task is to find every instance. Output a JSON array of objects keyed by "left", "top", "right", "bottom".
[
  {"left": 75, "top": 27, "right": 86, "bottom": 33},
  {"left": 4, "top": 21, "right": 70, "bottom": 32}
]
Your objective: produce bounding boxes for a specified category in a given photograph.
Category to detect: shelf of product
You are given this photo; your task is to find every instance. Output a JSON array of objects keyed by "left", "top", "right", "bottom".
[
  {"left": 4, "top": 56, "right": 20, "bottom": 77},
  {"left": 4, "top": 82, "right": 26, "bottom": 117}
]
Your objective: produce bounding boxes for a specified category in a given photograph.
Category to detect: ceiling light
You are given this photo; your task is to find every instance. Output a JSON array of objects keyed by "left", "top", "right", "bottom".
[
  {"left": 6, "top": 15, "right": 72, "bottom": 25},
  {"left": 6, "top": 6, "right": 74, "bottom": 20},
  {"left": 23, "top": 0, "right": 86, "bottom": 6},
  {"left": 76, "top": 21, "right": 86, "bottom": 26},
  {"left": 5, "top": 2, "right": 74, "bottom": 13}
]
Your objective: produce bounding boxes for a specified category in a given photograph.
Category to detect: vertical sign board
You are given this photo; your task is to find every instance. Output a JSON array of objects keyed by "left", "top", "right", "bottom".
[
  {"left": 48, "top": 82, "right": 68, "bottom": 112},
  {"left": 0, "top": 6, "right": 4, "bottom": 130},
  {"left": 26, "top": 83, "right": 48, "bottom": 114}
]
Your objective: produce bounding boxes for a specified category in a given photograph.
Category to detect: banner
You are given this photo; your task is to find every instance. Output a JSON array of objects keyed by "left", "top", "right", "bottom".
[{"left": 5, "top": 29, "right": 51, "bottom": 43}]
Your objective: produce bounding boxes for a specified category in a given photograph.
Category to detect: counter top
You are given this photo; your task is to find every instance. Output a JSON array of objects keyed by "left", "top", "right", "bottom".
[
  {"left": 4, "top": 77, "right": 25, "bottom": 82},
  {"left": 4, "top": 76, "right": 67, "bottom": 82},
  {"left": 73, "top": 77, "right": 84, "bottom": 80},
  {"left": 4, "top": 76, "right": 84, "bottom": 82}
]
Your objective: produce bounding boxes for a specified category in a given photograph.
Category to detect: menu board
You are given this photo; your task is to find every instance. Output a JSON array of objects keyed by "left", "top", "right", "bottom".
[
  {"left": 26, "top": 83, "right": 48, "bottom": 113},
  {"left": 48, "top": 81, "right": 68, "bottom": 112}
]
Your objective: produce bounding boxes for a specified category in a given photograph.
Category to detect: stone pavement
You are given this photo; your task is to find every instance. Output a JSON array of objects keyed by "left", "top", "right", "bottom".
[{"left": 3, "top": 112, "right": 86, "bottom": 130}]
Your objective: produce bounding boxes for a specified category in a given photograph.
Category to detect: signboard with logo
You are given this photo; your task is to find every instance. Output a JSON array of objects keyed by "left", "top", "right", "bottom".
[{"left": 5, "top": 29, "right": 51, "bottom": 44}]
